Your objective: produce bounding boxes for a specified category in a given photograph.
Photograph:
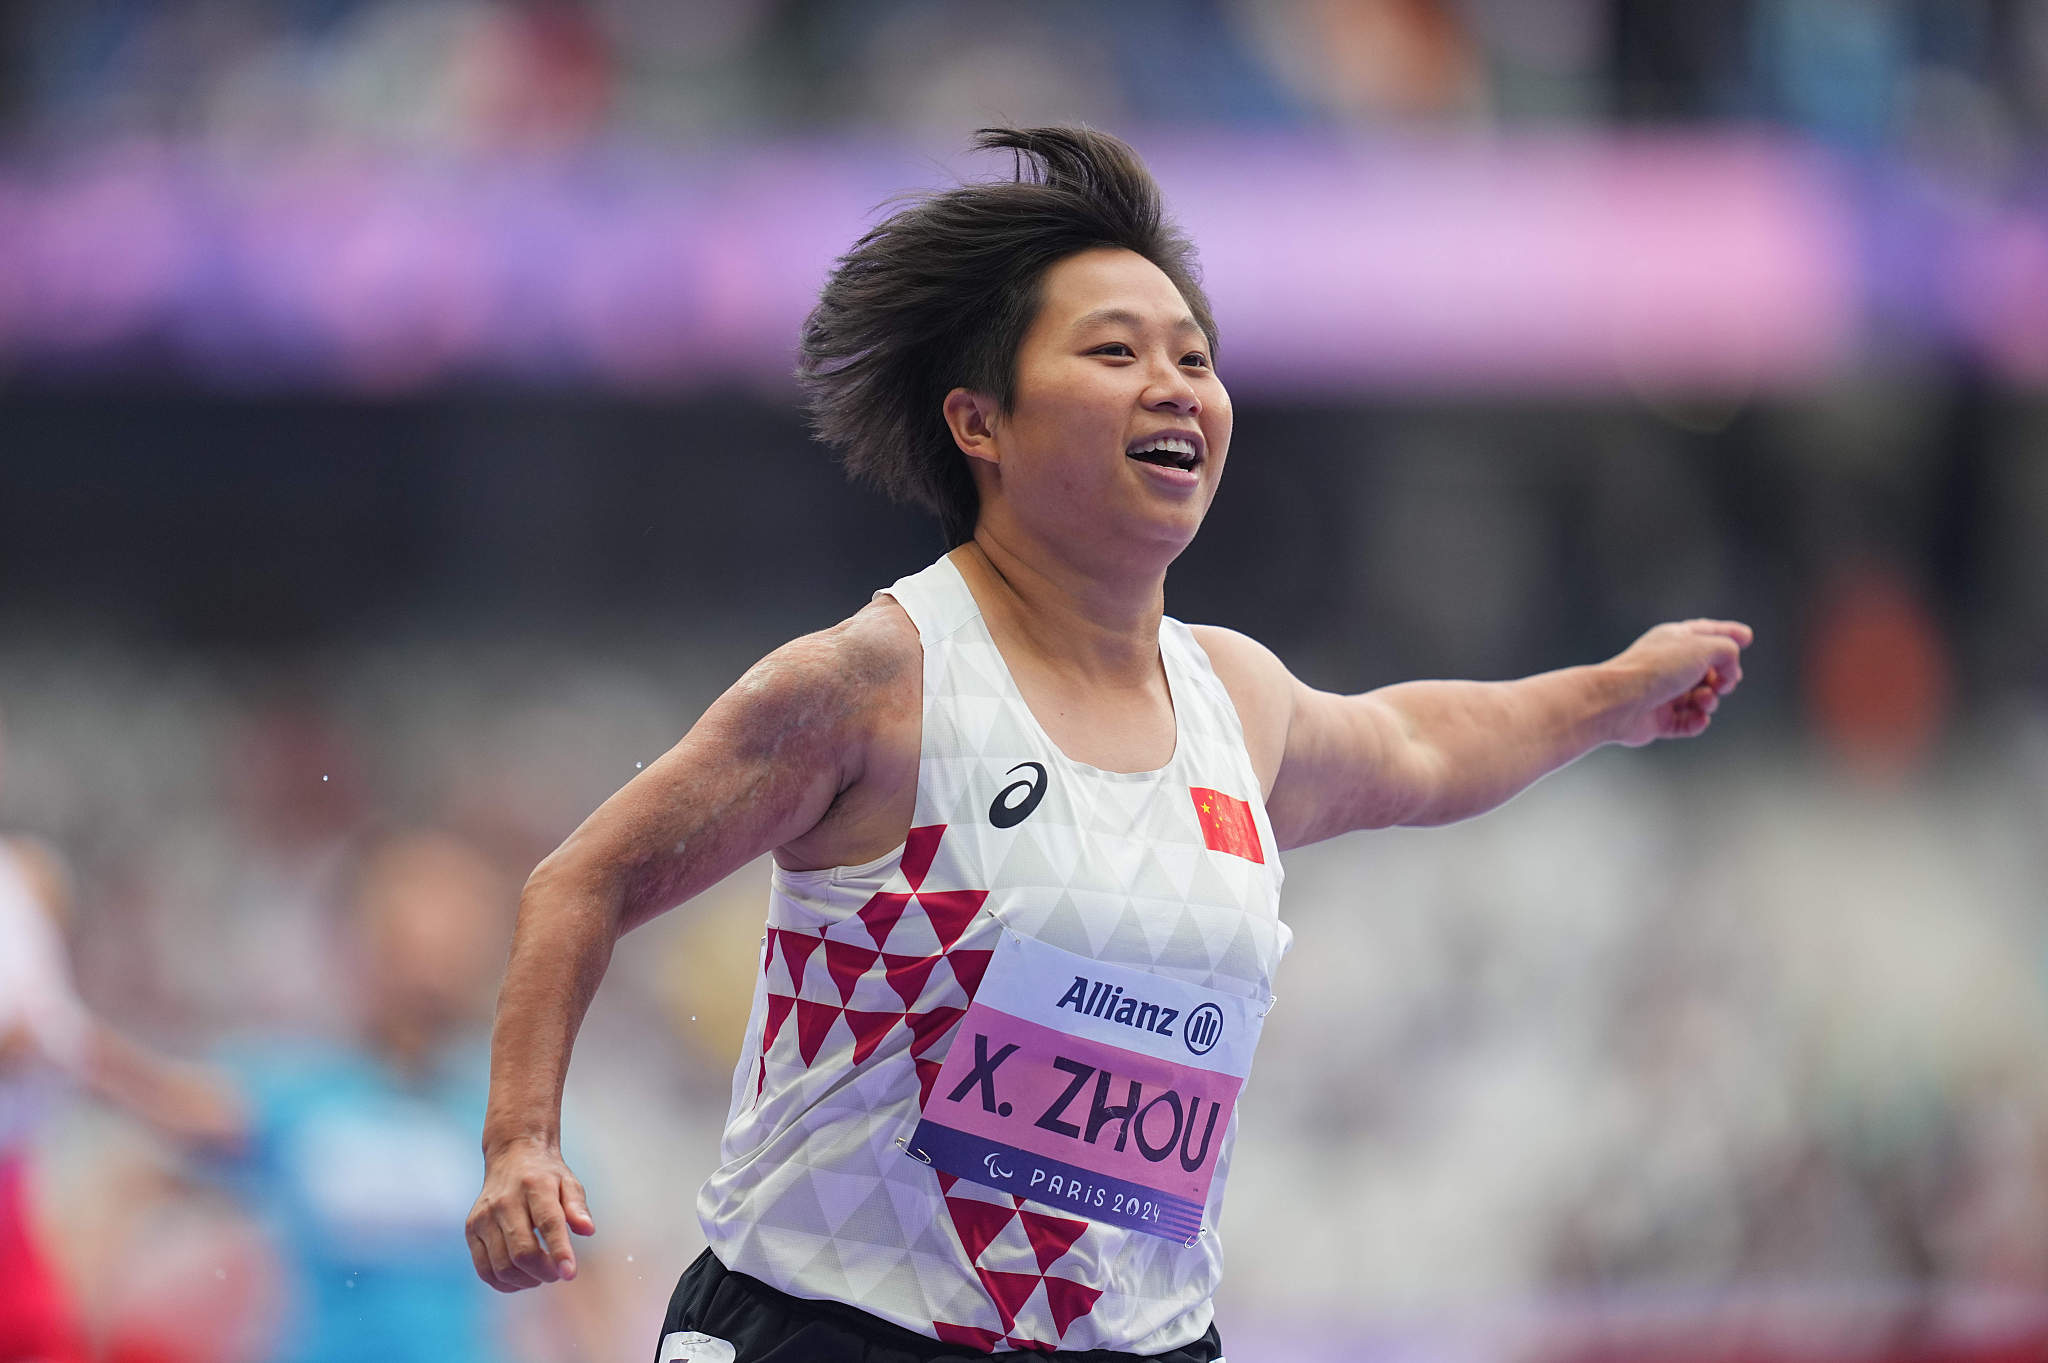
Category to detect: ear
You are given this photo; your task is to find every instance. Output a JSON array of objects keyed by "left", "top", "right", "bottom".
[{"left": 942, "top": 388, "right": 1002, "bottom": 469}]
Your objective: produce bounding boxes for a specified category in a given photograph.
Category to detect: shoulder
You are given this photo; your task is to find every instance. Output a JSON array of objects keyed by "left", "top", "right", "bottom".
[
  {"left": 715, "top": 596, "right": 921, "bottom": 757},
  {"left": 750, "top": 597, "right": 923, "bottom": 870},
  {"left": 1185, "top": 625, "right": 1297, "bottom": 798}
]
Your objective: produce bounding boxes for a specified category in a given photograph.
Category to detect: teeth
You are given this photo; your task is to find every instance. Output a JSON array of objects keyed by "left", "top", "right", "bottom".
[{"left": 1128, "top": 436, "right": 1198, "bottom": 457}]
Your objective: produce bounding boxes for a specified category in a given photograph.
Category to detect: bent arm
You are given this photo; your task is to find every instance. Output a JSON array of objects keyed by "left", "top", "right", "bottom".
[
  {"left": 471, "top": 609, "right": 914, "bottom": 1290},
  {"left": 482, "top": 620, "right": 897, "bottom": 1159},
  {"left": 1198, "top": 620, "right": 1751, "bottom": 850}
]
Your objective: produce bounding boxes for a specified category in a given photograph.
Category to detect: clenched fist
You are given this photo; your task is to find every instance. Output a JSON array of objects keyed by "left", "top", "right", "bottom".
[
  {"left": 1606, "top": 618, "right": 1753, "bottom": 747},
  {"left": 466, "top": 1135, "right": 596, "bottom": 1291}
]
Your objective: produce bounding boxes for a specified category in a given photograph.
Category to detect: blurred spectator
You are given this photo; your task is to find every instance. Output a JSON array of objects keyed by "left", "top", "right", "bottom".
[
  {"left": 202, "top": 830, "right": 545, "bottom": 1363},
  {"left": 0, "top": 712, "right": 244, "bottom": 1363}
]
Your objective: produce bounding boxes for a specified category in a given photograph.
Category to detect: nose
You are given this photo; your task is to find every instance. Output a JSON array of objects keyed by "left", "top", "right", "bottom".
[{"left": 1144, "top": 357, "right": 1201, "bottom": 416}]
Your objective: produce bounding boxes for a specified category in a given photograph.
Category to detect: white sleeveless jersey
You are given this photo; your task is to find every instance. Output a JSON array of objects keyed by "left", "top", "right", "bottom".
[{"left": 698, "top": 554, "right": 1290, "bottom": 1354}]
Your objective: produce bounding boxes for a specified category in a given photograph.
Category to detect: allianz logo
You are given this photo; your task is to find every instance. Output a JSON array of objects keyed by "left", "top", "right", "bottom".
[
  {"left": 1057, "top": 976, "right": 1178, "bottom": 1037},
  {"left": 1056, "top": 977, "right": 1225, "bottom": 1060}
]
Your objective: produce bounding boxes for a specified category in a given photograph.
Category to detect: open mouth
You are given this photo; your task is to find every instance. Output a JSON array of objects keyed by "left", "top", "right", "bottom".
[{"left": 1126, "top": 435, "right": 1201, "bottom": 471}]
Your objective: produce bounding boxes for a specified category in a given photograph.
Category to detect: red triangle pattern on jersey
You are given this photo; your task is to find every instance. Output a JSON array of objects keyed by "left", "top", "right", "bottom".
[
  {"left": 792, "top": 999, "right": 840, "bottom": 1066},
  {"left": 1040, "top": 1276, "right": 1106, "bottom": 1338},
  {"left": 901, "top": 823, "right": 945, "bottom": 889},
  {"left": 842, "top": 1008, "right": 901, "bottom": 1066},
  {"left": 1018, "top": 1210, "right": 1088, "bottom": 1273},
  {"left": 757, "top": 822, "right": 1113, "bottom": 1345},
  {"left": 931, "top": 1321, "right": 1004, "bottom": 1351},
  {"left": 974, "top": 1267, "right": 1042, "bottom": 1335},
  {"left": 945, "top": 948, "right": 994, "bottom": 999},
  {"left": 906, "top": 1006, "right": 966, "bottom": 1058},
  {"left": 945, "top": 1196, "right": 1016, "bottom": 1262},
  {"left": 822, "top": 938, "right": 881, "bottom": 1004},
  {"left": 761, "top": 993, "right": 796, "bottom": 1051},
  {"left": 776, "top": 929, "right": 822, "bottom": 991},
  {"left": 919, "top": 889, "right": 988, "bottom": 952},
  {"left": 880, "top": 951, "right": 942, "bottom": 1008},
  {"left": 934, "top": 1171, "right": 1103, "bottom": 1346},
  {"left": 855, "top": 891, "right": 913, "bottom": 948}
]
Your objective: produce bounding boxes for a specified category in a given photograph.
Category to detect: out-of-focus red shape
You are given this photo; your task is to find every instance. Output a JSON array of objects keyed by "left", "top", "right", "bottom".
[
  {"left": 1803, "top": 564, "right": 1953, "bottom": 783},
  {"left": 99, "top": 1209, "right": 279, "bottom": 1363}
]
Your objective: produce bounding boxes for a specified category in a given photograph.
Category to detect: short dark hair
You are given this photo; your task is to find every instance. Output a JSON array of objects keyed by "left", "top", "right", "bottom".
[{"left": 797, "top": 127, "right": 1217, "bottom": 546}]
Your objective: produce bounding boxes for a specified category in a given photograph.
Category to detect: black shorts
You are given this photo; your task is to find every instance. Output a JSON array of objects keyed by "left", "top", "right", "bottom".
[{"left": 655, "top": 1248, "right": 1225, "bottom": 1363}]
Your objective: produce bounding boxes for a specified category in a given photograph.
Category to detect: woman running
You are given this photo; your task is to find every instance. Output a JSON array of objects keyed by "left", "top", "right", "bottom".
[{"left": 467, "top": 127, "right": 1750, "bottom": 1363}]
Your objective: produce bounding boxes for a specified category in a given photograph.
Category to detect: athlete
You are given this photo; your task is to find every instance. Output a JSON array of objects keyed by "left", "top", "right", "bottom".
[
  {"left": 0, "top": 712, "right": 243, "bottom": 1363},
  {"left": 467, "top": 128, "right": 1751, "bottom": 1362}
]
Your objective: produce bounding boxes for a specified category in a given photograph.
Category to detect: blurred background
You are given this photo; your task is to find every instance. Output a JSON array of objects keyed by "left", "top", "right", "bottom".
[{"left": 1, "top": 1, "right": 2046, "bottom": 1360}]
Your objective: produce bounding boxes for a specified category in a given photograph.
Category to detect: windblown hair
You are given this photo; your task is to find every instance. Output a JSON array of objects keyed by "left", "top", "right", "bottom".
[{"left": 797, "top": 127, "right": 1216, "bottom": 546}]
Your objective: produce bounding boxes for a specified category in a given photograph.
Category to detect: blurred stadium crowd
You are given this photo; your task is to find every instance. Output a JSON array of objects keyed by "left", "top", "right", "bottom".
[
  {"left": 4, "top": 0, "right": 2047, "bottom": 146},
  {"left": 3, "top": 3, "right": 2047, "bottom": 1362}
]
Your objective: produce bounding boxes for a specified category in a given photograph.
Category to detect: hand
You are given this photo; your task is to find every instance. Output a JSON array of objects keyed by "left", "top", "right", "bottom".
[
  {"left": 1606, "top": 618, "right": 1753, "bottom": 747},
  {"left": 466, "top": 1136, "right": 596, "bottom": 1291}
]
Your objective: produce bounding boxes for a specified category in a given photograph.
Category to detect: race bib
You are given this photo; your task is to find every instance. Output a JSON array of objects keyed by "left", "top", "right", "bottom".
[{"left": 905, "top": 928, "right": 1269, "bottom": 1242}]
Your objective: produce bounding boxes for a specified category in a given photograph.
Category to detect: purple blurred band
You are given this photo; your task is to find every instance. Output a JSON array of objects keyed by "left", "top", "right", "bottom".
[{"left": 0, "top": 131, "right": 2033, "bottom": 394}]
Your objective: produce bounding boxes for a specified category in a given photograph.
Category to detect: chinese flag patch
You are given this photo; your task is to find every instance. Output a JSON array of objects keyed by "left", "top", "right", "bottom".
[{"left": 1190, "top": 787, "right": 1264, "bottom": 864}]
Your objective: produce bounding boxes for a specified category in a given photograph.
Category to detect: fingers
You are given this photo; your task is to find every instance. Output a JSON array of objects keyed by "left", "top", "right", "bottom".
[
  {"left": 1687, "top": 618, "right": 1754, "bottom": 649},
  {"left": 467, "top": 1159, "right": 597, "bottom": 1291},
  {"left": 1659, "top": 679, "right": 1720, "bottom": 739},
  {"left": 501, "top": 1199, "right": 561, "bottom": 1284},
  {"left": 562, "top": 1174, "right": 597, "bottom": 1238},
  {"left": 467, "top": 1229, "right": 530, "bottom": 1295},
  {"left": 526, "top": 1184, "right": 579, "bottom": 1282},
  {"left": 1692, "top": 627, "right": 1746, "bottom": 693},
  {"left": 467, "top": 1189, "right": 545, "bottom": 1292},
  {"left": 469, "top": 1206, "right": 542, "bottom": 1293}
]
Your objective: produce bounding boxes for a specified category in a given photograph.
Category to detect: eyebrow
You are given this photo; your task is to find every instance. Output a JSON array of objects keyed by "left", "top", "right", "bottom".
[{"left": 1070, "top": 307, "right": 1208, "bottom": 341}]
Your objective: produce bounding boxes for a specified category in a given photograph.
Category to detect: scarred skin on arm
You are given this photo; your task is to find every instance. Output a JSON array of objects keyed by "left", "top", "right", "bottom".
[{"left": 467, "top": 600, "right": 921, "bottom": 1292}]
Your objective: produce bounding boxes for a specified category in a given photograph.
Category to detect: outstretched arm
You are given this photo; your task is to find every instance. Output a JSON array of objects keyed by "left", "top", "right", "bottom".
[
  {"left": 467, "top": 604, "right": 918, "bottom": 1292},
  {"left": 1195, "top": 620, "right": 1752, "bottom": 850}
]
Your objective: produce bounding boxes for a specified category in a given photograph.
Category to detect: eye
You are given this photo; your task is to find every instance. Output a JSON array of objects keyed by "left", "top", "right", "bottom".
[
  {"left": 1180, "top": 351, "right": 1210, "bottom": 369},
  {"left": 1092, "top": 342, "right": 1135, "bottom": 358}
]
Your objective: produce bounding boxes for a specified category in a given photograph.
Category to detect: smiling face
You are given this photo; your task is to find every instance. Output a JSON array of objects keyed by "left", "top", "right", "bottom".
[{"left": 949, "top": 246, "right": 1232, "bottom": 571}]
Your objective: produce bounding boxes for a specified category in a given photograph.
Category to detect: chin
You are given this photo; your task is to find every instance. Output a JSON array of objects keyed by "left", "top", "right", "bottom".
[{"left": 1122, "top": 509, "right": 1208, "bottom": 564}]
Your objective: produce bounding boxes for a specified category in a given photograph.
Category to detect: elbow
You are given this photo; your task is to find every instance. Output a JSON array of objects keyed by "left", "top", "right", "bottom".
[{"left": 519, "top": 841, "right": 625, "bottom": 934}]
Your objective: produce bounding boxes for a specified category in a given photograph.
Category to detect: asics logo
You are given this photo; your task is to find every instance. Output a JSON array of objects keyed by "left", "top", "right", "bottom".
[{"left": 989, "top": 761, "right": 1048, "bottom": 828}]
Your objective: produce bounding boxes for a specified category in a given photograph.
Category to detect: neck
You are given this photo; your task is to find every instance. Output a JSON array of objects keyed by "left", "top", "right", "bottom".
[{"left": 954, "top": 523, "right": 1168, "bottom": 684}]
